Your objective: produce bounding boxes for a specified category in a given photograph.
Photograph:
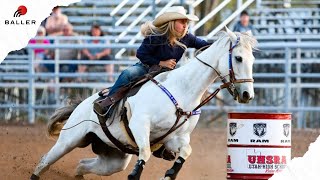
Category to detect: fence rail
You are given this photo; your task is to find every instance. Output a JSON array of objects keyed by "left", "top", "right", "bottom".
[{"left": 1, "top": 36, "right": 319, "bottom": 128}]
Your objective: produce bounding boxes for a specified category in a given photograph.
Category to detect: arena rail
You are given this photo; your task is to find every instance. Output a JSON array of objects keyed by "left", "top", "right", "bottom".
[{"left": 0, "top": 36, "right": 319, "bottom": 128}]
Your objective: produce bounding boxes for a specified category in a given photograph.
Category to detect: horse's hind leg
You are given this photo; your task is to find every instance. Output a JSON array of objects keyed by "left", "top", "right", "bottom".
[
  {"left": 76, "top": 148, "right": 132, "bottom": 176},
  {"left": 79, "top": 157, "right": 96, "bottom": 165},
  {"left": 31, "top": 130, "right": 87, "bottom": 179}
]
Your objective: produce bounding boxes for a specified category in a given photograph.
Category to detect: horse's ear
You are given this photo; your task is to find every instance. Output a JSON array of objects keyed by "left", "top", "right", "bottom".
[{"left": 225, "top": 26, "right": 237, "bottom": 42}]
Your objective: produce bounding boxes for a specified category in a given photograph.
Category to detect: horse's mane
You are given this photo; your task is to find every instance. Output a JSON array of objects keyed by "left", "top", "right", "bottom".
[
  {"left": 236, "top": 31, "right": 258, "bottom": 50},
  {"left": 177, "top": 31, "right": 258, "bottom": 68},
  {"left": 213, "top": 31, "right": 258, "bottom": 51}
]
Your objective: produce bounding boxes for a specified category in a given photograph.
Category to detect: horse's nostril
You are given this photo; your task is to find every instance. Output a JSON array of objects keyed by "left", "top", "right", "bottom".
[{"left": 243, "top": 91, "right": 250, "bottom": 100}]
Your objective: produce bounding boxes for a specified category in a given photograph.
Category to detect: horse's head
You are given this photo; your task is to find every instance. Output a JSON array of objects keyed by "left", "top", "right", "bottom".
[{"left": 215, "top": 27, "right": 257, "bottom": 103}]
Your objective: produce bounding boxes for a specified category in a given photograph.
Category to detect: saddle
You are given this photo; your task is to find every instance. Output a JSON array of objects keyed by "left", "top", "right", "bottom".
[
  {"left": 94, "top": 65, "right": 167, "bottom": 116},
  {"left": 93, "top": 65, "right": 172, "bottom": 156}
]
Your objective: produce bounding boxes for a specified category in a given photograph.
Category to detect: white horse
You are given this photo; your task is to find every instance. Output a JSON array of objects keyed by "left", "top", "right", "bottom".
[{"left": 30, "top": 28, "right": 257, "bottom": 180}]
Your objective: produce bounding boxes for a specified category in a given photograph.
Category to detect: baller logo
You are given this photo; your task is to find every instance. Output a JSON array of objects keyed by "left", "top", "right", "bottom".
[
  {"left": 14, "top": 6, "right": 27, "bottom": 17},
  {"left": 4, "top": 5, "right": 36, "bottom": 25},
  {"left": 253, "top": 123, "right": 267, "bottom": 137},
  {"left": 229, "top": 122, "right": 237, "bottom": 136},
  {"left": 283, "top": 124, "right": 290, "bottom": 137}
]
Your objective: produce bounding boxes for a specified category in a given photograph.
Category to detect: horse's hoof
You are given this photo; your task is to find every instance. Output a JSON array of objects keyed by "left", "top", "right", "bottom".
[
  {"left": 75, "top": 175, "right": 85, "bottom": 180},
  {"left": 128, "top": 174, "right": 137, "bottom": 180},
  {"left": 128, "top": 159, "right": 145, "bottom": 180},
  {"left": 30, "top": 174, "right": 40, "bottom": 180}
]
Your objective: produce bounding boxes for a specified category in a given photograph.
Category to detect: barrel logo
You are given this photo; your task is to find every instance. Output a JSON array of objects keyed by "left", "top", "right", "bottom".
[
  {"left": 247, "top": 155, "right": 287, "bottom": 165},
  {"left": 229, "top": 122, "right": 237, "bottom": 136},
  {"left": 247, "top": 154, "right": 288, "bottom": 173},
  {"left": 253, "top": 123, "right": 267, "bottom": 137},
  {"left": 283, "top": 124, "right": 290, "bottom": 137},
  {"left": 227, "top": 155, "right": 234, "bottom": 172}
]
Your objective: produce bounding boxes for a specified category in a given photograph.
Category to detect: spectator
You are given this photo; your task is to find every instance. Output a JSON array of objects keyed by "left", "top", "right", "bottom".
[
  {"left": 57, "top": 23, "right": 81, "bottom": 81},
  {"left": 81, "top": 24, "right": 113, "bottom": 82},
  {"left": 29, "top": 26, "right": 51, "bottom": 72},
  {"left": 45, "top": 6, "right": 68, "bottom": 36},
  {"left": 233, "top": 10, "right": 254, "bottom": 33},
  {"left": 29, "top": 26, "right": 50, "bottom": 59}
]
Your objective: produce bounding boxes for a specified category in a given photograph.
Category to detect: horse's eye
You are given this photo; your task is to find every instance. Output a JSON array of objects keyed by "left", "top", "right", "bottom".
[{"left": 235, "top": 56, "right": 242, "bottom": 63}]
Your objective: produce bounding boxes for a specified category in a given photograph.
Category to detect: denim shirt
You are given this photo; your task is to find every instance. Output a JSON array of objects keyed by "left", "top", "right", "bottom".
[
  {"left": 233, "top": 21, "right": 254, "bottom": 33},
  {"left": 136, "top": 33, "right": 210, "bottom": 66}
]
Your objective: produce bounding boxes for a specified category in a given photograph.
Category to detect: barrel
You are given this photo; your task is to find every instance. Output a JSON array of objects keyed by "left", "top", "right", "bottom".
[{"left": 226, "top": 113, "right": 291, "bottom": 179}]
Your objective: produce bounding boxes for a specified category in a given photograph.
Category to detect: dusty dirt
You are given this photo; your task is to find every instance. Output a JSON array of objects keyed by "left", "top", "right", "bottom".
[{"left": 0, "top": 125, "right": 319, "bottom": 180}]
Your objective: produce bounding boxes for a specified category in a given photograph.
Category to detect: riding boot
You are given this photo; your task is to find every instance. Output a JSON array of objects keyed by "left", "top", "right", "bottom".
[
  {"left": 98, "top": 88, "right": 110, "bottom": 97},
  {"left": 153, "top": 145, "right": 176, "bottom": 161}
]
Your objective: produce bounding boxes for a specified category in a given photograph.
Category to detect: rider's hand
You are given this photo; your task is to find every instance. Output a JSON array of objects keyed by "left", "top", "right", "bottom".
[{"left": 159, "top": 59, "right": 176, "bottom": 69}]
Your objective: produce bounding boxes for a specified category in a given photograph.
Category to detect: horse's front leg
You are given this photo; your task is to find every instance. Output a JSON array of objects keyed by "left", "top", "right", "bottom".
[
  {"left": 127, "top": 115, "right": 151, "bottom": 180},
  {"left": 163, "top": 138, "right": 192, "bottom": 180}
]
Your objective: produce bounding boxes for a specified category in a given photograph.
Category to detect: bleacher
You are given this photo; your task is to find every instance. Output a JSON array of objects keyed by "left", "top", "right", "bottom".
[
  {"left": 60, "top": 0, "right": 320, "bottom": 51},
  {"left": 251, "top": 8, "right": 320, "bottom": 35},
  {"left": 62, "top": 0, "right": 181, "bottom": 37}
]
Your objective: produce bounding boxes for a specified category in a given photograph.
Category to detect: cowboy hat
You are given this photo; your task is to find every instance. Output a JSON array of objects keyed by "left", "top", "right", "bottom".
[{"left": 153, "top": 6, "right": 199, "bottom": 27}]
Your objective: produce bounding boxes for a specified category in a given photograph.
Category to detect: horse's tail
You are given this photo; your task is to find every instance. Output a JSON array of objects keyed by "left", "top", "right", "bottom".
[{"left": 47, "top": 97, "right": 83, "bottom": 138}]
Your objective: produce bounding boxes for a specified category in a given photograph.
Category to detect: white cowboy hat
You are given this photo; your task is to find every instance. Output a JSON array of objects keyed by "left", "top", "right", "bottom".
[{"left": 153, "top": 6, "right": 199, "bottom": 27}]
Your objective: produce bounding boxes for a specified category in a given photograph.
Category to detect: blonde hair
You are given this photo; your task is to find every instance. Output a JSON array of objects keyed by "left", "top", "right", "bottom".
[{"left": 141, "top": 20, "right": 188, "bottom": 49}]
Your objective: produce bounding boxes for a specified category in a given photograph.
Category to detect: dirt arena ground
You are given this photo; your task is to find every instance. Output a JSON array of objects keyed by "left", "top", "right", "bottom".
[{"left": 0, "top": 125, "right": 319, "bottom": 180}]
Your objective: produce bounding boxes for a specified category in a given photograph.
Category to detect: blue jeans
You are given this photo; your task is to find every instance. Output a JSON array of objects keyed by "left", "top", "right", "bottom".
[{"left": 108, "top": 62, "right": 149, "bottom": 96}]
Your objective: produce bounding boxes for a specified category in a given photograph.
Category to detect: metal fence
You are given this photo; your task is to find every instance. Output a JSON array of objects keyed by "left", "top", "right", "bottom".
[{"left": 0, "top": 36, "right": 319, "bottom": 128}]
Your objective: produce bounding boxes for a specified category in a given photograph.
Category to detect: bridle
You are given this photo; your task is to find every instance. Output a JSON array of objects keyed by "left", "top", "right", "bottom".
[{"left": 195, "top": 35, "right": 254, "bottom": 100}]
